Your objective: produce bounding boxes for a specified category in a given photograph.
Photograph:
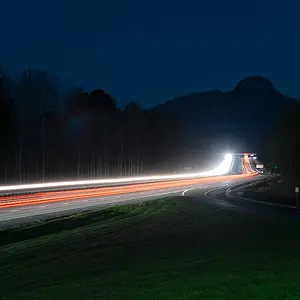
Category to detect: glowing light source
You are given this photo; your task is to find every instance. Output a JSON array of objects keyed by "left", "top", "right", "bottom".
[
  {"left": 212, "top": 153, "right": 233, "bottom": 175},
  {"left": 225, "top": 153, "right": 233, "bottom": 160}
]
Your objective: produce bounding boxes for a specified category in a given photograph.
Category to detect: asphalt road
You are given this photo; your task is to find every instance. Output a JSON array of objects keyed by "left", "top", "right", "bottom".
[
  {"left": 183, "top": 177, "right": 300, "bottom": 220},
  {"left": 0, "top": 174, "right": 257, "bottom": 228}
]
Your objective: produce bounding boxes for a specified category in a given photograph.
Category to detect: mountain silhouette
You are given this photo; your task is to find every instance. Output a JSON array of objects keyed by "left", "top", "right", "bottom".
[
  {"left": 233, "top": 76, "right": 276, "bottom": 93},
  {"left": 153, "top": 76, "right": 297, "bottom": 153}
]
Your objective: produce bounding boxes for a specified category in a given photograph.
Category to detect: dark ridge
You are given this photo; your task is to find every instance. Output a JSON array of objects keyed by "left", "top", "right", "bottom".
[
  {"left": 152, "top": 76, "right": 298, "bottom": 153},
  {"left": 233, "top": 76, "right": 276, "bottom": 93}
]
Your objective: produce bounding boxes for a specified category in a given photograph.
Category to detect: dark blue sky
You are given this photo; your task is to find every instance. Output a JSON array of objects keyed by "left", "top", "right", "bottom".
[{"left": 1, "top": 0, "right": 300, "bottom": 107}]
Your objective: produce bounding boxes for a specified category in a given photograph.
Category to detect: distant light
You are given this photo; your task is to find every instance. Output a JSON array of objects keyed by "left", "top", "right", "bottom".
[
  {"left": 212, "top": 153, "right": 234, "bottom": 175},
  {"left": 225, "top": 153, "right": 233, "bottom": 160}
]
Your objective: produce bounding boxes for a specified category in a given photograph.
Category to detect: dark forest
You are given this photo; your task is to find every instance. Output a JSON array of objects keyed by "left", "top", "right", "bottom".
[
  {"left": 1, "top": 69, "right": 300, "bottom": 184},
  {"left": 0, "top": 69, "right": 182, "bottom": 183}
]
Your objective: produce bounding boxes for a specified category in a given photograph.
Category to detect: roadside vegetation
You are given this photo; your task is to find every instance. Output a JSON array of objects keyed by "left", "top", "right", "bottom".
[
  {"left": 242, "top": 176, "right": 300, "bottom": 206},
  {"left": 1, "top": 197, "right": 300, "bottom": 299}
]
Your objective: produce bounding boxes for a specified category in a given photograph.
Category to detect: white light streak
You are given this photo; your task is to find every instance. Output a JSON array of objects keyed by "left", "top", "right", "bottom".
[
  {"left": 211, "top": 153, "right": 233, "bottom": 176},
  {"left": 0, "top": 154, "right": 234, "bottom": 192}
]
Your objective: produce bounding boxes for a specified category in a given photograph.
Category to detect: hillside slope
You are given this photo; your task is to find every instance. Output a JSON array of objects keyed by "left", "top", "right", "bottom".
[{"left": 153, "top": 76, "right": 297, "bottom": 153}]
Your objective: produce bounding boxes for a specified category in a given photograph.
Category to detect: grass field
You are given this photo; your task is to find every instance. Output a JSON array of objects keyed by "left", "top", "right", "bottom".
[{"left": 1, "top": 197, "right": 300, "bottom": 299}]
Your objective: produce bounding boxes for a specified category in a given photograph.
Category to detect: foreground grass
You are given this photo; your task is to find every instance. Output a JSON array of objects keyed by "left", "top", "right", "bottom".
[{"left": 1, "top": 197, "right": 300, "bottom": 299}]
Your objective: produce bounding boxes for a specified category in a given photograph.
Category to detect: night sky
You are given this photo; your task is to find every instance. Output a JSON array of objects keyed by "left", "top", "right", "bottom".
[{"left": 1, "top": 0, "right": 300, "bottom": 107}]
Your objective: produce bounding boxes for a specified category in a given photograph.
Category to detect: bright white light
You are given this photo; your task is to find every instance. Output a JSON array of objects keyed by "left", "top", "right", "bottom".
[
  {"left": 0, "top": 154, "right": 234, "bottom": 192},
  {"left": 225, "top": 153, "right": 233, "bottom": 160},
  {"left": 211, "top": 153, "right": 233, "bottom": 176}
]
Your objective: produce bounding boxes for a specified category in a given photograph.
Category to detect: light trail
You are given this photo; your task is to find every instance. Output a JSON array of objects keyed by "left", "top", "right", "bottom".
[
  {"left": 0, "top": 173, "right": 254, "bottom": 209},
  {"left": 243, "top": 154, "right": 257, "bottom": 174},
  {"left": 0, "top": 154, "right": 234, "bottom": 193}
]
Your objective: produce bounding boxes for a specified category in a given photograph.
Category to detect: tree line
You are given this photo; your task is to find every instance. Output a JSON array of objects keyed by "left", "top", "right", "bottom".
[
  {"left": 260, "top": 100, "right": 300, "bottom": 176},
  {"left": 0, "top": 69, "right": 182, "bottom": 183},
  {"left": 2, "top": 67, "right": 297, "bottom": 182}
]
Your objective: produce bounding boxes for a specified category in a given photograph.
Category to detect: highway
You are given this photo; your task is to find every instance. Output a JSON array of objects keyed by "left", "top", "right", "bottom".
[
  {"left": 0, "top": 174, "right": 258, "bottom": 227},
  {"left": 0, "top": 154, "right": 259, "bottom": 228}
]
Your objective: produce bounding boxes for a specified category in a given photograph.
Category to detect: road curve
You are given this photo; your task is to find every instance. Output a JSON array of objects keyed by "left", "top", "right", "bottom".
[
  {"left": 0, "top": 174, "right": 257, "bottom": 228},
  {"left": 183, "top": 177, "right": 300, "bottom": 219}
]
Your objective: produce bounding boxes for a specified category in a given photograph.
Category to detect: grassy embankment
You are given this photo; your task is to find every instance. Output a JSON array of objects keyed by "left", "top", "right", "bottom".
[
  {"left": 243, "top": 176, "right": 300, "bottom": 206},
  {"left": 1, "top": 196, "right": 300, "bottom": 299}
]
